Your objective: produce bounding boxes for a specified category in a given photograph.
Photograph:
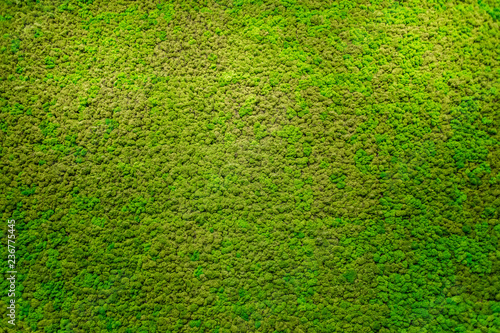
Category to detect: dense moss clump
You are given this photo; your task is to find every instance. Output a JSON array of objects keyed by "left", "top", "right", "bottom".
[{"left": 0, "top": 0, "right": 499, "bottom": 332}]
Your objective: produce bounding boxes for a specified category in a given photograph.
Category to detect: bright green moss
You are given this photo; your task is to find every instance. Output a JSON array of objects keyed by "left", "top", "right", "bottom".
[{"left": 0, "top": 0, "right": 499, "bottom": 332}]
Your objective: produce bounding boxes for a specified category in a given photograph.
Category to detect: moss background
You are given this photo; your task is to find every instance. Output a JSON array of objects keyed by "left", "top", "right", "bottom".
[{"left": 0, "top": 0, "right": 499, "bottom": 332}]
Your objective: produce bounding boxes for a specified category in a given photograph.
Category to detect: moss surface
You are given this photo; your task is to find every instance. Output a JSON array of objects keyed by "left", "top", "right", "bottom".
[{"left": 0, "top": 0, "right": 499, "bottom": 332}]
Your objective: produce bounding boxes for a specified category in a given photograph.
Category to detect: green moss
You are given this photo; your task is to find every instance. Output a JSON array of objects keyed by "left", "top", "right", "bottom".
[{"left": 1, "top": 0, "right": 499, "bottom": 332}]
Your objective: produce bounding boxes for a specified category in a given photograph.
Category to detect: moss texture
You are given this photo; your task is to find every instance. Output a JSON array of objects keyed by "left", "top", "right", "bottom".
[{"left": 0, "top": 0, "right": 499, "bottom": 332}]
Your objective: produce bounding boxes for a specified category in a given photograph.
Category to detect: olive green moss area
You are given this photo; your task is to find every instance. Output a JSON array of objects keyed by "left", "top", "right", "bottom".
[{"left": 0, "top": 0, "right": 499, "bottom": 332}]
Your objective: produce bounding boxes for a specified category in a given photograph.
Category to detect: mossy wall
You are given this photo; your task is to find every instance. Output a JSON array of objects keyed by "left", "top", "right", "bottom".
[{"left": 0, "top": 0, "right": 499, "bottom": 332}]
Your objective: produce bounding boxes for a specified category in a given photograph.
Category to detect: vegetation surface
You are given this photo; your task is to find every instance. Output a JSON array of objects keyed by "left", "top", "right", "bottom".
[{"left": 0, "top": 0, "right": 499, "bottom": 332}]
